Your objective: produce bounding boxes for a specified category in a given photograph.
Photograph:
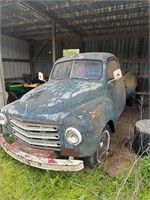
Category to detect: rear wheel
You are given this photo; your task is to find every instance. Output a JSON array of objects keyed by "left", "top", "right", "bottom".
[{"left": 84, "top": 125, "right": 110, "bottom": 168}]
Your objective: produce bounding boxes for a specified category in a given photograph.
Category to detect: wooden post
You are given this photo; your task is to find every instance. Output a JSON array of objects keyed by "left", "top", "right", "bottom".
[
  {"left": 0, "top": 52, "right": 7, "bottom": 108},
  {"left": 29, "top": 41, "right": 34, "bottom": 77},
  {"left": 80, "top": 36, "right": 84, "bottom": 53},
  {"left": 52, "top": 20, "right": 56, "bottom": 65}
]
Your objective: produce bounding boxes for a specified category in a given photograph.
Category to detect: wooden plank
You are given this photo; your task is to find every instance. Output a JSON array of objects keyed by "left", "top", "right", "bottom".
[
  {"left": 0, "top": 8, "right": 35, "bottom": 20},
  {"left": 2, "top": 58, "right": 29, "bottom": 62},
  {"left": 69, "top": 12, "right": 148, "bottom": 25},
  {"left": 0, "top": 50, "right": 6, "bottom": 107},
  {"left": 52, "top": 20, "right": 56, "bottom": 65},
  {"left": 33, "top": 60, "right": 52, "bottom": 63},
  {"left": 137, "top": 74, "right": 150, "bottom": 79},
  {"left": 32, "top": 40, "right": 48, "bottom": 60},
  {"left": 122, "top": 59, "right": 149, "bottom": 64},
  {"left": 1, "top": 17, "right": 49, "bottom": 28},
  {"left": 136, "top": 92, "right": 149, "bottom": 95},
  {"left": 47, "top": 0, "right": 96, "bottom": 10},
  {"left": 29, "top": 41, "right": 34, "bottom": 77},
  {"left": 5, "top": 77, "right": 24, "bottom": 81}
]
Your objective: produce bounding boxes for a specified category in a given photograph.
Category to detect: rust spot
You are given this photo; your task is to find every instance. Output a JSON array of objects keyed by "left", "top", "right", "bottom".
[
  {"left": 89, "top": 108, "right": 100, "bottom": 118},
  {"left": 61, "top": 147, "right": 79, "bottom": 157},
  {"left": 48, "top": 159, "right": 57, "bottom": 164}
]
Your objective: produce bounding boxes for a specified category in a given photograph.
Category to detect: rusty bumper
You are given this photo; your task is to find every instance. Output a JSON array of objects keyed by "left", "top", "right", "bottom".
[{"left": 0, "top": 134, "right": 84, "bottom": 171}]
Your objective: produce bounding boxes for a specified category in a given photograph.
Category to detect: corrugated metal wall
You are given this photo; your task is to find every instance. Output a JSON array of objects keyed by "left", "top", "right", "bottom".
[
  {"left": 1, "top": 35, "right": 30, "bottom": 80},
  {"left": 33, "top": 41, "right": 63, "bottom": 77},
  {"left": 1, "top": 35, "right": 29, "bottom": 59},
  {"left": 2, "top": 62, "right": 30, "bottom": 79},
  {"left": 83, "top": 37, "right": 149, "bottom": 92},
  {"left": 1, "top": 34, "right": 149, "bottom": 92}
]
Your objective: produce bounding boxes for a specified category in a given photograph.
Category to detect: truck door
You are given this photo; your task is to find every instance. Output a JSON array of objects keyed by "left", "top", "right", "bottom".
[{"left": 107, "top": 59, "right": 126, "bottom": 120}]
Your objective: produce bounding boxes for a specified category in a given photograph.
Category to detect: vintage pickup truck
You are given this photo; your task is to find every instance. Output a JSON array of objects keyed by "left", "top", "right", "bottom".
[{"left": 0, "top": 52, "right": 137, "bottom": 171}]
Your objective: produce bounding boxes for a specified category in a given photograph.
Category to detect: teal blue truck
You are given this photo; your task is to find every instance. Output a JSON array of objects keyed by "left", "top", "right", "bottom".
[{"left": 0, "top": 52, "right": 137, "bottom": 171}]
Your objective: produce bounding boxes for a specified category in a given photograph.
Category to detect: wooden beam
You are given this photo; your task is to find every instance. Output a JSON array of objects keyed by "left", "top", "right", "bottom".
[
  {"left": 4, "top": 77, "right": 24, "bottom": 81},
  {"left": 81, "top": 19, "right": 149, "bottom": 31},
  {"left": 0, "top": 0, "right": 20, "bottom": 7},
  {"left": 83, "top": 31, "right": 149, "bottom": 41},
  {"left": 137, "top": 74, "right": 150, "bottom": 79},
  {"left": 136, "top": 92, "right": 149, "bottom": 96},
  {"left": 32, "top": 40, "right": 48, "bottom": 60},
  {"left": 29, "top": 41, "right": 34, "bottom": 77},
  {"left": 1, "top": 17, "right": 50, "bottom": 28},
  {"left": 46, "top": 0, "right": 97, "bottom": 10},
  {"left": 33, "top": 60, "right": 52, "bottom": 63},
  {"left": 2, "top": 58, "right": 29, "bottom": 62},
  {"left": 0, "top": 48, "right": 6, "bottom": 107},
  {"left": 122, "top": 59, "right": 149, "bottom": 64},
  {"left": 52, "top": 20, "right": 56, "bottom": 65},
  {"left": 0, "top": 8, "right": 35, "bottom": 20},
  {"left": 69, "top": 12, "right": 149, "bottom": 25},
  {"left": 2, "top": 24, "right": 52, "bottom": 34}
]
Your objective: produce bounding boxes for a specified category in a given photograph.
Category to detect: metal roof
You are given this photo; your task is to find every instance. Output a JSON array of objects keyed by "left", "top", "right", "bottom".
[{"left": 0, "top": 0, "right": 149, "bottom": 40}]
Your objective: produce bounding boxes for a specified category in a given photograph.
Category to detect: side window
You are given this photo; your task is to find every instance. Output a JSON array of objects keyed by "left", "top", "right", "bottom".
[{"left": 107, "top": 60, "right": 119, "bottom": 80}]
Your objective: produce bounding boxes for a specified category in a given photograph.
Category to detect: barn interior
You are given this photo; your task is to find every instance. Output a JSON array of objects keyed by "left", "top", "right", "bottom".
[{"left": 0, "top": 0, "right": 149, "bottom": 175}]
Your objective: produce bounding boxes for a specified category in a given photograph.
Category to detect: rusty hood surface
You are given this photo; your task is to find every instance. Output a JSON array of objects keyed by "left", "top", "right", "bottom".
[{"left": 4, "top": 79, "right": 104, "bottom": 124}]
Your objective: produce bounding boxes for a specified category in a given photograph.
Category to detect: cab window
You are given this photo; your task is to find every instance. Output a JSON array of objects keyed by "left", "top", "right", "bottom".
[{"left": 107, "top": 60, "right": 119, "bottom": 80}]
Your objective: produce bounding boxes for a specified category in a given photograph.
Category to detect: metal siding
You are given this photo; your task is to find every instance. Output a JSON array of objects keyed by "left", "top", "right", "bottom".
[
  {"left": 1, "top": 35, "right": 29, "bottom": 59},
  {"left": 3, "top": 62, "right": 30, "bottom": 79},
  {"left": 34, "top": 63, "right": 52, "bottom": 78},
  {"left": 82, "top": 37, "right": 149, "bottom": 92}
]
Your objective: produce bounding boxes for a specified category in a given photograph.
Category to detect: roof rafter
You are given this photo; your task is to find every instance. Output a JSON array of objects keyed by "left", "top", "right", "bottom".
[
  {"left": 46, "top": 0, "right": 97, "bottom": 10},
  {"left": 57, "top": 1, "right": 148, "bottom": 18},
  {"left": 69, "top": 12, "right": 149, "bottom": 25},
  {"left": 1, "top": 17, "right": 50, "bottom": 28},
  {"left": 24, "top": 1, "right": 83, "bottom": 36},
  {"left": 82, "top": 19, "right": 149, "bottom": 30},
  {"left": 0, "top": 8, "right": 35, "bottom": 20}
]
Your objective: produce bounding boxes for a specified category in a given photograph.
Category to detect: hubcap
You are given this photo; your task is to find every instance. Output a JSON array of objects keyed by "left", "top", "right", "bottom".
[{"left": 97, "top": 130, "right": 110, "bottom": 162}]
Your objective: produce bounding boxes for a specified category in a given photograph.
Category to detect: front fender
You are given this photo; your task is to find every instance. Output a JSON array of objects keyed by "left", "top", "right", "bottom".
[{"left": 62, "top": 96, "right": 115, "bottom": 157}]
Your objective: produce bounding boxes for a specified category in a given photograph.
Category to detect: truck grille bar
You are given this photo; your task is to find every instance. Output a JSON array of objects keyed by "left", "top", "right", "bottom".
[{"left": 9, "top": 117, "right": 61, "bottom": 149}]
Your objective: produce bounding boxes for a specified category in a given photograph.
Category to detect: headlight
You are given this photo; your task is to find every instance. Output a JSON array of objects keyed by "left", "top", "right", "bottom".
[
  {"left": 0, "top": 113, "right": 7, "bottom": 126},
  {"left": 65, "top": 127, "right": 82, "bottom": 146}
]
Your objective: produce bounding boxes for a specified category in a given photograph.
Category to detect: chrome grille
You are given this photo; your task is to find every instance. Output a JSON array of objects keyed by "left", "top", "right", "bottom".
[{"left": 9, "top": 117, "right": 61, "bottom": 149}]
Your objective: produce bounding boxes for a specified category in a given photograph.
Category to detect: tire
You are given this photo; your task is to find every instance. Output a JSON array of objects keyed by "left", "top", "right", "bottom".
[
  {"left": 84, "top": 125, "right": 110, "bottom": 168},
  {"left": 132, "top": 120, "right": 150, "bottom": 156},
  {"left": 7, "top": 91, "right": 18, "bottom": 103}
]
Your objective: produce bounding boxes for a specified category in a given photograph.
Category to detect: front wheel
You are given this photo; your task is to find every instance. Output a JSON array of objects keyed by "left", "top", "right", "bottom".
[{"left": 84, "top": 126, "right": 110, "bottom": 168}]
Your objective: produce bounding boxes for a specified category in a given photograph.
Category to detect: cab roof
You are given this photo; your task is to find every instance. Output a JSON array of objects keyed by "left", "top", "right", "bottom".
[{"left": 55, "top": 52, "right": 117, "bottom": 64}]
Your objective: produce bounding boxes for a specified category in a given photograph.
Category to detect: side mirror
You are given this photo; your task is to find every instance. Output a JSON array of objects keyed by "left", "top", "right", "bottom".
[
  {"left": 113, "top": 69, "right": 122, "bottom": 80},
  {"left": 108, "top": 69, "right": 122, "bottom": 85},
  {"left": 38, "top": 72, "right": 44, "bottom": 81}
]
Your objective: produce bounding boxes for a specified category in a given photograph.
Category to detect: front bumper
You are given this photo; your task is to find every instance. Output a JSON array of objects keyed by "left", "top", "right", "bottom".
[{"left": 0, "top": 134, "right": 84, "bottom": 171}]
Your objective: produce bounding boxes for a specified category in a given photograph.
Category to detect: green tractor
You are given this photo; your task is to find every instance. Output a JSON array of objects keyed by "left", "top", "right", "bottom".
[
  {"left": 5, "top": 72, "right": 46, "bottom": 103},
  {"left": 5, "top": 82, "right": 28, "bottom": 103}
]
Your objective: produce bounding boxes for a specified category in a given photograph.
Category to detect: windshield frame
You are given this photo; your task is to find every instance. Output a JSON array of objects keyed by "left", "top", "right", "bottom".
[{"left": 50, "top": 59, "right": 103, "bottom": 80}]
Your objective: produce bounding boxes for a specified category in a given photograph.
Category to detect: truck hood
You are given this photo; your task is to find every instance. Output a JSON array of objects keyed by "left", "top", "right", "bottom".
[{"left": 5, "top": 80, "right": 104, "bottom": 124}]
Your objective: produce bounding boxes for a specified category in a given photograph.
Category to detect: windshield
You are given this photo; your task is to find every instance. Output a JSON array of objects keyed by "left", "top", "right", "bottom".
[{"left": 51, "top": 59, "right": 103, "bottom": 80}]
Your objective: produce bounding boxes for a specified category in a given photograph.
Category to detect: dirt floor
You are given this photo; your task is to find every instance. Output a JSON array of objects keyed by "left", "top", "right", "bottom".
[{"left": 103, "top": 97, "right": 149, "bottom": 177}]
